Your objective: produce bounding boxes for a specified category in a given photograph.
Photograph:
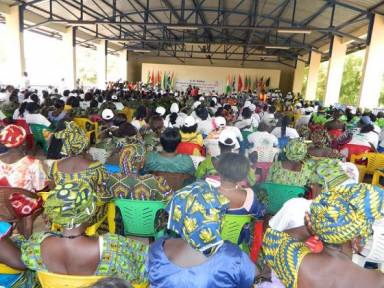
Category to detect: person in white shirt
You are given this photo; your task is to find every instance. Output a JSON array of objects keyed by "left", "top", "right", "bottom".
[
  {"left": 295, "top": 107, "right": 313, "bottom": 129},
  {"left": 348, "top": 116, "right": 379, "bottom": 149},
  {"left": 235, "top": 107, "right": 259, "bottom": 130},
  {"left": 165, "top": 103, "right": 186, "bottom": 128},
  {"left": 260, "top": 106, "right": 276, "bottom": 125},
  {"left": 23, "top": 102, "right": 51, "bottom": 127},
  {"left": 271, "top": 116, "right": 300, "bottom": 139},
  {"left": 196, "top": 106, "right": 214, "bottom": 136},
  {"left": 247, "top": 125, "right": 278, "bottom": 149},
  {"left": 111, "top": 95, "right": 124, "bottom": 111}
]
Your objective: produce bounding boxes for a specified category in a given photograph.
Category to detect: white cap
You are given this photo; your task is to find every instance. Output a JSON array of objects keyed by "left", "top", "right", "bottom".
[
  {"left": 305, "top": 107, "right": 314, "bottom": 113},
  {"left": 232, "top": 106, "right": 238, "bottom": 113},
  {"left": 156, "top": 106, "right": 166, "bottom": 116},
  {"left": 249, "top": 104, "right": 256, "bottom": 111},
  {"left": 174, "top": 92, "right": 179, "bottom": 97},
  {"left": 193, "top": 101, "right": 201, "bottom": 109},
  {"left": 212, "top": 97, "right": 218, "bottom": 104},
  {"left": 183, "top": 115, "right": 196, "bottom": 127},
  {"left": 170, "top": 103, "right": 179, "bottom": 113},
  {"left": 244, "top": 100, "right": 252, "bottom": 108},
  {"left": 295, "top": 102, "right": 302, "bottom": 108},
  {"left": 111, "top": 95, "right": 118, "bottom": 100},
  {"left": 199, "top": 96, "right": 205, "bottom": 101},
  {"left": 214, "top": 116, "right": 226, "bottom": 128},
  {"left": 218, "top": 129, "right": 240, "bottom": 150},
  {"left": 102, "top": 108, "right": 114, "bottom": 120}
]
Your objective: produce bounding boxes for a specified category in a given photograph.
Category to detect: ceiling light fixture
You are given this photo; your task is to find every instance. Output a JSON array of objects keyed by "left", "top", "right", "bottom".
[
  {"left": 167, "top": 26, "right": 199, "bottom": 31},
  {"left": 265, "top": 45, "right": 290, "bottom": 50},
  {"left": 277, "top": 28, "right": 312, "bottom": 34},
  {"left": 133, "top": 49, "right": 151, "bottom": 53}
]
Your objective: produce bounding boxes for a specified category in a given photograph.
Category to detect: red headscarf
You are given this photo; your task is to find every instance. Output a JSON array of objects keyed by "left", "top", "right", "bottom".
[{"left": 0, "top": 125, "right": 27, "bottom": 148}]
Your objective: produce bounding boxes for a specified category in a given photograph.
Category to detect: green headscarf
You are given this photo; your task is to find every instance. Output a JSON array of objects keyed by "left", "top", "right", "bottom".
[
  {"left": 312, "top": 159, "right": 350, "bottom": 190},
  {"left": 44, "top": 181, "right": 97, "bottom": 228},
  {"left": 55, "top": 121, "right": 89, "bottom": 156},
  {"left": 284, "top": 138, "right": 307, "bottom": 161},
  {"left": 310, "top": 183, "right": 384, "bottom": 245}
]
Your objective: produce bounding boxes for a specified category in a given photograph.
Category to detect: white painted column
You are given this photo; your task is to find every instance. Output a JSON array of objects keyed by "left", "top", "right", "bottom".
[
  {"left": 97, "top": 40, "right": 108, "bottom": 89},
  {"left": 324, "top": 36, "right": 347, "bottom": 106},
  {"left": 4, "top": 5, "right": 25, "bottom": 86},
  {"left": 292, "top": 60, "right": 305, "bottom": 96},
  {"left": 62, "top": 27, "right": 77, "bottom": 89},
  {"left": 359, "top": 14, "right": 384, "bottom": 109},
  {"left": 305, "top": 51, "right": 321, "bottom": 101},
  {"left": 121, "top": 50, "right": 128, "bottom": 82}
]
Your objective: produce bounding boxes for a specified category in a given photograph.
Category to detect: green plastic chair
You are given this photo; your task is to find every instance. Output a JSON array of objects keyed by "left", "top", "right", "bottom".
[
  {"left": 114, "top": 199, "right": 166, "bottom": 238},
  {"left": 29, "top": 124, "right": 52, "bottom": 152},
  {"left": 260, "top": 182, "right": 306, "bottom": 215},
  {"left": 221, "top": 214, "right": 252, "bottom": 252}
]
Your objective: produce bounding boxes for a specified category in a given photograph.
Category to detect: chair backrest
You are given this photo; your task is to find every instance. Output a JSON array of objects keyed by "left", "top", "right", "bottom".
[
  {"left": 176, "top": 142, "right": 205, "bottom": 156},
  {"left": 114, "top": 199, "right": 165, "bottom": 237},
  {"left": 0, "top": 187, "right": 37, "bottom": 222},
  {"left": 153, "top": 171, "right": 194, "bottom": 191},
  {"left": 221, "top": 214, "right": 252, "bottom": 245},
  {"left": 251, "top": 147, "right": 280, "bottom": 162},
  {"left": 260, "top": 182, "right": 306, "bottom": 215},
  {"left": 365, "top": 222, "right": 384, "bottom": 263},
  {"left": 0, "top": 263, "right": 22, "bottom": 275},
  {"left": 367, "top": 153, "right": 384, "bottom": 174},
  {"left": 37, "top": 271, "right": 103, "bottom": 288},
  {"left": 30, "top": 124, "right": 52, "bottom": 152}
]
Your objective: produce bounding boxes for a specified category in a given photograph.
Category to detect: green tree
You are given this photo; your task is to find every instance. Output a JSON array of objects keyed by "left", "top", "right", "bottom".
[
  {"left": 315, "top": 61, "right": 328, "bottom": 103},
  {"left": 339, "top": 55, "right": 363, "bottom": 106}
]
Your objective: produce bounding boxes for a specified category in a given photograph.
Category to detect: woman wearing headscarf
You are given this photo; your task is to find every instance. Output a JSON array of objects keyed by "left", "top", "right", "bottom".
[
  {"left": 263, "top": 183, "right": 384, "bottom": 288},
  {"left": 107, "top": 144, "right": 172, "bottom": 201},
  {"left": 307, "top": 129, "right": 343, "bottom": 159},
  {"left": 146, "top": 180, "right": 257, "bottom": 287},
  {"left": 266, "top": 139, "right": 313, "bottom": 187},
  {"left": 47, "top": 121, "right": 109, "bottom": 224},
  {"left": 20, "top": 180, "right": 148, "bottom": 286},
  {"left": 176, "top": 116, "right": 204, "bottom": 156}
]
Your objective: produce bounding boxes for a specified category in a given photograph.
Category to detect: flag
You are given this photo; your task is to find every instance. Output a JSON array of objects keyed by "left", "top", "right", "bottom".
[
  {"left": 225, "top": 74, "right": 231, "bottom": 95},
  {"left": 157, "top": 71, "right": 161, "bottom": 85},
  {"left": 162, "top": 71, "right": 167, "bottom": 90},
  {"left": 253, "top": 77, "right": 258, "bottom": 91},
  {"left": 246, "top": 75, "right": 250, "bottom": 91},
  {"left": 146, "top": 71, "right": 150, "bottom": 84},
  {"left": 170, "top": 72, "right": 175, "bottom": 90},
  {"left": 150, "top": 70, "right": 155, "bottom": 86},
  {"left": 167, "top": 73, "right": 171, "bottom": 89},
  {"left": 237, "top": 74, "right": 243, "bottom": 92},
  {"left": 232, "top": 75, "right": 236, "bottom": 92},
  {"left": 266, "top": 77, "right": 271, "bottom": 87}
]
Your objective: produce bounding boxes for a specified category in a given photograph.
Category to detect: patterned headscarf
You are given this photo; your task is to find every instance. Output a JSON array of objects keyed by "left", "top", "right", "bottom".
[
  {"left": 312, "top": 159, "right": 351, "bottom": 191},
  {"left": 166, "top": 180, "right": 230, "bottom": 256},
  {"left": 0, "top": 125, "right": 26, "bottom": 148},
  {"left": 55, "top": 121, "right": 89, "bottom": 156},
  {"left": 119, "top": 144, "right": 145, "bottom": 176},
  {"left": 44, "top": 181, "right": 97, "bottom": 228},
  {"left": 284, "top": 138, "right": 307, "bottom": 161},
  {"left": 263, "top": 228, "right": 310, "bottom": 288},
  {"left": 310, "top": 183, "right": 384, "bottom": 244},
  {"left": 310, "top": 129, "right": 331, "bottom": 148}
]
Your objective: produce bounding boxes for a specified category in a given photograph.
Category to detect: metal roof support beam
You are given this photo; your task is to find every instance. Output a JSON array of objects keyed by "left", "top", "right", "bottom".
[
  {"left": 160, "top": 0, "right": 181, "bottom": 22},
  {"left": 192, "top": 0, "right": 213, "bottom": 41}
]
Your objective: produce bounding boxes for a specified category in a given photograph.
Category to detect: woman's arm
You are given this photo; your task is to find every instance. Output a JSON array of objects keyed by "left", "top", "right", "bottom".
[{"left": 0, "top": 238, "right": 26, "bottom": 270}]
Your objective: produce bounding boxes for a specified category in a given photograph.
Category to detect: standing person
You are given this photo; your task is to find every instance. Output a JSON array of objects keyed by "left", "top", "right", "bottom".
[{"left": 21, "top": 72, "right": 30, "bottom": 91}]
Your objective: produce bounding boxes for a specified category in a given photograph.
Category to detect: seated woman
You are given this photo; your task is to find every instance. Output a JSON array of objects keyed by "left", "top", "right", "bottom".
[
  {"left": 47, "top": 99, "right": 67, "bottom": 125},
  {"left": 0, "top": 124, "right": 47, "bottom": 191},
  {"left": 131, "top": 105, "right": 148, "bottom": 131},
  {"left": 176, "top": 116, "right": 204, "bottom": 156},
  {"left": 324, "top": 109, "right": 346, "bottom": 140},
  {"left": 146, "top": 180, "right": 257, "bottom": 287},
  {"left": 21, "top": 181, "right": 148, "bottom": 286},
  {"left": 107, "top": 144, "right": 172, "bottom": 201},
  {"left": 140, "top": 115, "right": 164, "bottom": 153},
  {"left": 92, "top": 122, "right": 138, "bottom": 165},
  {"left": 307, "top": 129, "right": 343, "bottom": 160},
  {"left": 22, "top": 102, "right": 51, "bottom": 127},
  {"left": 271, "top": 116, "right": 299, "bottom": 139},
  {"left": 266, "top": 139, "right": 313, "bottom": 187},
  {"left": 263, "top": 183, "right": 384, "bottom": 288},
  {"left": 347, "top": 116, "right": 379, "bottom": 150},
  {"left": 47, "top": 121, "right": 109, "bottom": 222},
  {"left": 196, "top": 129, "right": 256, "bottom": 187},
  {"left": 144, "top": 128, "right": 195, "bottom": 176}
]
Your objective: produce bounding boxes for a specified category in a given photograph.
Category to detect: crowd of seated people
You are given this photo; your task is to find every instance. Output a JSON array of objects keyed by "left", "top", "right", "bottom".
[{"left": 1, "top": 82, "right": 384, "bottom": 288}]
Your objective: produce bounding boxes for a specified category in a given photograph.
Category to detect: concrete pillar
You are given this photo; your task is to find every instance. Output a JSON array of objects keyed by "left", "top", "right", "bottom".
[
  {"left": 4, "top": 5, "right": 25, "bottom": 86},
  {"left": 324, "top": 36, "right": 347, "bottom": 106},
  {"left": 62, "top": 27, "right": 77, "bottom": 89},
  {"left": 305, "top": 51, "right": 321, "bottom": 101},
  {"left": 121, "top": 50, "right": 128, "bottom": 82},
  {"left": 359, "top": 14, "right": 384, "bottom": 109},
  {"left": 292, "top": 61, "right": 305, "bottom": 96},
  {"left": 127, "top": 52, "right": 141, "bottom": 82},
  {"left": 97, "top": 40, "right": 108, "bottom": 89}
]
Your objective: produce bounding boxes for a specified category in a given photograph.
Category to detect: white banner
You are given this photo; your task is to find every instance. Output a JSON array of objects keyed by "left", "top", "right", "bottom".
[{"left": 175, "top": 79, "right": 221, "bottom": 94}]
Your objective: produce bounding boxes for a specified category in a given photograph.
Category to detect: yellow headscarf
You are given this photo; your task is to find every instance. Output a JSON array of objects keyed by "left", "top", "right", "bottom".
[{"left": 55, "top": 121, "right": 89, "bottom": 156}]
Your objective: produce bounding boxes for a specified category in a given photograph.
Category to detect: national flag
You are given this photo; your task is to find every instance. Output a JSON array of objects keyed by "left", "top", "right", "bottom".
[
  {"left": 167, "top": 72, "right": 171, "bottom": 89},
  {"left": 170, "top": 72, "right": 175, "bottom": 90},
  {"left": 150, "top": 70, "right": 155, "bottom": 86},
  {"left": 237, "top": 75, "right": 243, "bottom": 92},
  {"left": 157, "top": 71, "right": 161, "bottom": 85},
  {"left": 266, "top": 77, "right": 271, "bottom": 87},
  {"left": 146, "top": 71, "right": 150, "bottom": 84},
  {"left": 232, "top": 75, "right": 236, "bottom": 91},
  {"left": 225, "top": 74, "right": 231, "bottom": 95},
  {"left": 162, "top": 71, "right": 167, "bottom": 90}
]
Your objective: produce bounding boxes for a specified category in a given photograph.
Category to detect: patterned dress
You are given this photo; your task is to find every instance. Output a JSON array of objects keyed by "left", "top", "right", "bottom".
[
  {"left": 266, "top": 161, "right": 314, "bottom": 187},
  {"left": 21, "top": 232, "right": 148, "bottom": 286}
]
